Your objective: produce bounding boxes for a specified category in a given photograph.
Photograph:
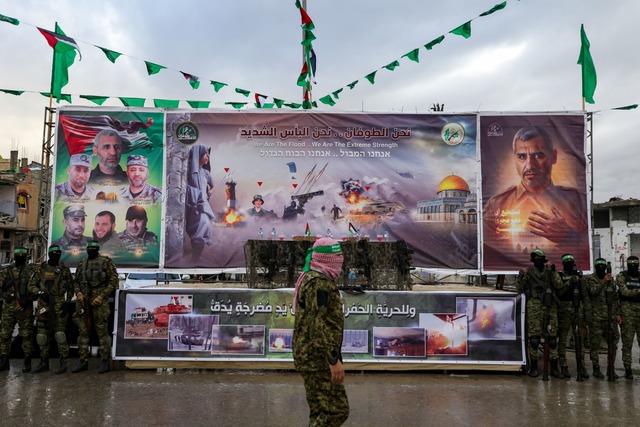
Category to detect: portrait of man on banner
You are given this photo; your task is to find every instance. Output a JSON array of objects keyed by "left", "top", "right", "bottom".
[
  {"left": 52, "top": 110, "right": 165, "bottom": 268},
  {"left": 480, "top": 115, "right": 590, "bottom": 273}
]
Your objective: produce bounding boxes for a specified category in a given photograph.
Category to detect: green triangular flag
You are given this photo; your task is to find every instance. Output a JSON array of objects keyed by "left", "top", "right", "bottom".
[
  {"left": 301, "top": 29, "right": 316, "bottom": 46},
  {"left": 364, "top": 71, "right": 377, "bottom": 84},
  {"left": 401, "top": 48, "right": 420, "bottom": 63},
  {"left": 99, "top": 47, "right": 122, "bottom": 63},
  {"left": 153, "top": 99, "right": 180, "bottom": 108},
  {"left": 210, "top": 81, "right": 228, "bottom": 92},
  {"left": 613, "top": 104, "right": 638, "bottom": 110},
  {"left": 119, "top": 97, "right": 146, "bottom": 107},
  {"left": 187, "top": 100, "right": 211, "bottom": 109},
  {"left": 0, "top": 89, "right": 24, "bottom": 96},
  {"left": 273, "top": 98, "right": 284, "bottom": 108},
  {"left": 319, "top": 95, "right": 336, "bottom": 106},
  {"left": 225, "top": 102, "right": 247, "bottom": 109},
  {"left": 332, "top": 88, "right": 343, "bottom": 99},
  {"left": 450, "top": 21, "right": 472, "bottom": 39},
  {"left": 284, "top": 103, "right": 302, "bottom": 109},
  {"left": 41, "top": 92, "right": 71, "bottom": 103},
  {"left": 383, "top": 60, "right": 400, "bottom": 71},
  {"left": 235, "top": 88, "right": 250, "bottom": 97},
  {"left": 295, "top": 0, "right": 301, "bottom": 8},
  {"left": 0, "top": 14, "right": 19, "bottom": 25},
  {"left": 145, "top": 61, "right": 166, "bottom": 75},
  {"left": 480, "top": 2, "right": 507, "bottom": 17},
  {"left": 312, "top": 101, "right": 317, "bottom": 108},
  {"left": 79, "top": 95, "right": 108, "bottom": 105},
  {"left": 347, "top": 80, "right": 359, "bottom": 90},
  {"left": 424, "top": 35, "right": 445, "bottom": 50}
]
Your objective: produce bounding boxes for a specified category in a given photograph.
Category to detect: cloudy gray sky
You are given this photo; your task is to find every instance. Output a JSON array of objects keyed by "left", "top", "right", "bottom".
[{"left": 1, "top": 0, "right": 638, "bottom": 203}]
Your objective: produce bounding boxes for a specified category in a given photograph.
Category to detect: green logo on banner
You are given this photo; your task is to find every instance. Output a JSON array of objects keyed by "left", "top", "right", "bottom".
[
  {"left": 441, "top": 123, "right": 464, "bottom": 146},
  {"left": 175, "top": 121, "right": 199, "bottom": 145}
]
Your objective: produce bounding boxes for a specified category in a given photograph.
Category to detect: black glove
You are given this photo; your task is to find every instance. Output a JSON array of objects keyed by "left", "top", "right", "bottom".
[
  {"left": 38, "top": 290, "right": 50, "bottom": 303},
  {"left": 60, "top": 302, "right": 73, "bottom": 317}
]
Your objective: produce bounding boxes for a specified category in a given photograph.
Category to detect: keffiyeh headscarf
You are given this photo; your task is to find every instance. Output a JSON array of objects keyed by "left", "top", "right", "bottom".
[{"left": 293, "top": 237, "right": 344, "bottom": 312}]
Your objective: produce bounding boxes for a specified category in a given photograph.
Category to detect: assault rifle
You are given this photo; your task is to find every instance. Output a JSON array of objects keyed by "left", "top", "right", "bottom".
[
  {"left": 605, "top": 262, "right": 616, "bottom": 382},
  {"left": 571, "top": 273, "right": 584, "bottom": 382},
  {"left": 542, "top": 284, "right": 553, "bottom": 382}
]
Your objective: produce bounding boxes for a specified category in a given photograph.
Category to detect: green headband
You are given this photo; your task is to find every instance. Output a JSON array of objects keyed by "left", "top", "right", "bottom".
[
  {"left": 594, "top": 259, "right": 607, "bottom": 266},
  {"left": 628, "top": 259, "right": 640, "bottom": 265},
  {"left": 561, "top": 254, "right": 575, "bottom": 262},
  {"left": 14, "top": 247, "right": 27, "bottom": 255},
  {"left": 87, "top": 241, "right": 100, "bottom": 248},
  {"left": 48, "top": 245, "right": 62, "bottom": 253},
  {"left": 303, "top": 243, "right": 343, "bottom": 272}
]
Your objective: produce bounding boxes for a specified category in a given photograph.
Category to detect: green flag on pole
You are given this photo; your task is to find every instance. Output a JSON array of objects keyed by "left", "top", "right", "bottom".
[
  {"left": 39, "top": 24, "right": 80, "bottom": 102},
  {"left": 578, "top": 24, "right": 597, "bottom": 104}
]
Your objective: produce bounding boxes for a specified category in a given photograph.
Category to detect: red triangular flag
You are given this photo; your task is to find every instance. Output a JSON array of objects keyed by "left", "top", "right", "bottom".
[
  {"left": 224, "top": 168, "right": 230, "bottom": 172},
  {"left": 365, "top": 186, "right": 371, "bottom": 191},
  {"left": 257, "top": 182, "right": 263, "bottom": 186},
  {"left": 292, "top": 184, "right": 298, "bottom": 188}
]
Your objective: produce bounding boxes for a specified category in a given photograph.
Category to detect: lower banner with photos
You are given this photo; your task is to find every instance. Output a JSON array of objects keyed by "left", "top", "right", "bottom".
[{"left": 114, "top": 288, "right": 524, "bottom": 367}]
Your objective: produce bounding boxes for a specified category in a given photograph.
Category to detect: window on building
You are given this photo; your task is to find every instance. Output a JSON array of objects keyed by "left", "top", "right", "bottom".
[
  {"left": 593, "top": 209, "right": 610, "bottom": 228},
  {"left": 17, "top": 192, "right": 30, "bottom": 210},
  {"left": 629, "top": 206, "right": 640, "bottom": 224}
]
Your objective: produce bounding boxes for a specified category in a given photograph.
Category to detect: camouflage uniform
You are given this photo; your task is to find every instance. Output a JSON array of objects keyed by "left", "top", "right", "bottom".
[
  {"left": 293, "top": 271, "right": 349, "bottom": 426},
  {"left": 556, "top": 272, "right": 592, "bottom": 376},
  {"left": 585, "top": 272, "right": 620, "bottom": 371},
  {"left": 517, "top": 266, "right": 562, "bottom": 364},
  {"left": 31, "top": 262, "right": 74, "bottom": 361},
  {"left": 54, "top": 181, "right": 97, "bottom": 203},
  {"left": 0, "top": 263, "right": 39, "bottom": 360},
  {"left": 51, "top": 233, "right": 91, "bottom": 252},
  {"left": 73, "top": 255, "right": 118, "bottom": 362},
  {"left": 117, "top": 230, "right": 158, "bottom": 249},
  {"left": 616, "top": 270, "right": 640, "bottom": 372},
  {"left": 117, "top": 183, "right": 162, "bottom": 204}
]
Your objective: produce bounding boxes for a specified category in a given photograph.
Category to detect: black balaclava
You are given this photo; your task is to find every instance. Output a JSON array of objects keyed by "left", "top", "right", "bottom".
[
  {"left": 13, "top": 247, "right": 27, "bottom": 267},
  {"left": 48, "top": 245, "right": 62, "bottom": 266},
  {"left": 87, "top": 240, "right": 100, "bottom": 260},
  {"left": 561, "top": 254, "right": 575, "bottom": 274},
  {"left": 594, "top": 258, "right": 608, "bottom": 279},
  {"left": 627, "top": 256, "right": 639, "bottom": 277}
]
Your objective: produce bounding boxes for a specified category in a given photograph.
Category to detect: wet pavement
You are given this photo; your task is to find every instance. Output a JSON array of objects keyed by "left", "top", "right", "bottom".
[{"left": 1, "top": 350, "right": 639, "bottom": 427}]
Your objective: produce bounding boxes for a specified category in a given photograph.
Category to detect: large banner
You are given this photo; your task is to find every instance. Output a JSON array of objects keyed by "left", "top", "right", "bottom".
[
  {"left": 480, "top": 115, "right": 590, "bottom": 272},
  {"left": 52, "top": 109, "right": 165, "bottom": 267},
  {"left": 164, "top": 112, "right": 478, "bottom": 270},
  {"left": 113, "top": 288, "right": 524, "bottom": 365},
  {"left": 50, "top": 109, "right": 591, "bottom": 273}
]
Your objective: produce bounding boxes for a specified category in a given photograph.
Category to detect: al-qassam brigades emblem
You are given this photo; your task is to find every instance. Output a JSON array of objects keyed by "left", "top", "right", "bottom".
[{"left": 175, "top": 121, "right": 199, "bottom": 145}]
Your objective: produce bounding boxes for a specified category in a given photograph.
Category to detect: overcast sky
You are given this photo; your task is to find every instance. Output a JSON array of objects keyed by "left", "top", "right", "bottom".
[{"left": 1, "top": 0, "right": 638, "bottom": 203}]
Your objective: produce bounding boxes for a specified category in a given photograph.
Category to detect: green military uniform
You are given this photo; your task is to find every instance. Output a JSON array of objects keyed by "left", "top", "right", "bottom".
[
  {"left": 0, "top": 259, "right": 40, "bottom": 372},
  {"left": 585, "top": 269, "right": 620, "bottom": 378},
  {"left": 616, "top": 263, "right": 640, "bottom": 379},
  {"left": 517, "top": 262, "right": 562, "bottom": 377},
  {"left": 556, "top": 271, "right": 592, "bottom": 378},
  {"left": 30, "top": 261, "right": 74, "bottom": 373},
  {"left": 293, "top": 271, "right": 349, "bottom": 426},
  {"left": 73, "top": 252, "right": 118, "bottom": 371}
]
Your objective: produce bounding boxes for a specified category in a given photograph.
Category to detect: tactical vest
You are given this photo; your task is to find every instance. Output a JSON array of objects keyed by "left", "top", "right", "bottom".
[
  {"left": 3, "top": 265, "right": 34, "bottom": 303},
  {"left": 557, "top": 273, "right": 577, "bottom": 302},
  {"left": 40, "top": 263, "right": 65, "bottom": 296},
  {"left": 81, "top": 257, "right": 108, "bottom": 288},
  {"left": 525, "top": 267, "right": 547, "bottom": 300},
  {"left": 621, "top": 271, "right": 640, "bottom": 302}
]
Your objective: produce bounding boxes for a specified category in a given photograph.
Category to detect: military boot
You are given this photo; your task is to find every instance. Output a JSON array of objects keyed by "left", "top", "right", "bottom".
[
  {"left": 561, "top": 365, "right": 570, "bottom": 379},
  {"left": 592, "top": 364, "right": 604, "bottom": 379},
  {"left": 21, "top": 356, "right": 32, "bottom": 373},
  {"left": 98, "top": 359, "right": 111, "bottom": 374},
  {"left": 528, "top": 360, "right": 539, "bottom": 377},
  {"left": 54, "top": 357, "right": 68, "bottom": 375},
  {"left": 550, "top": 359, "right": 563, "bottom": 379},
  {"left": 625, "top": 367, "right": 633, "bottom": 379},
  {"left": 32, "top": 358, "right": 49, "bottom": 373},
  {"left": 580, "top": 366, "right": 589, "bottom": 379},
  {"left": 0, "top": 355, "right": 9, "bottom": 371},
  {"left": 71, "top": 359, "right": 89, "bottom": 373}
]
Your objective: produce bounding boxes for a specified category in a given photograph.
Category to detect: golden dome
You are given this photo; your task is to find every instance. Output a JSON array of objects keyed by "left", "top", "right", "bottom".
[{"left": 437, "top": 174, "right": 470, "bottom": 193}]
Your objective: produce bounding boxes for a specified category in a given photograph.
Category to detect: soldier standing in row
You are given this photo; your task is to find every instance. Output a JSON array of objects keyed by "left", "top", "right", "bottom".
[
  {"left": 585, "top": 257, "right": 621, "bottom": 379},
  {"left": 31, "top": 245, "right": 75, "bottom": 374},
  {"left": 556, "top": 254, "right": 591, "bottom": 379},
  {"left": 0, "top": 247, "right": 39, "bottom": 373},
  {"left": 617, "top": 255, "right": 640, "bottom": 380},
  {"left": 517, "top": 248, "right": 563, "bottom": 378},
  {"left": 71, "top": 240, "right": 118, "bottom": 374}
]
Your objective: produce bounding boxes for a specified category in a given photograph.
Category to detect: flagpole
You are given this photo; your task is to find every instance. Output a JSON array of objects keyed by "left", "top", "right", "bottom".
[
  {"left": 48, "top": 22, "right": 57, "bottom": 110},
  {"left": 301, "top": 0, "right": 311, "bottom": 109}
]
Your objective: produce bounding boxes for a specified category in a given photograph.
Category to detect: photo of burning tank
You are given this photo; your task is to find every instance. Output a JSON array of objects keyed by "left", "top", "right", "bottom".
[
  {"left": 268, "top": 328, "right": 293, "bottom": 352},
  {"left": 419, "top": 313, "right": 468, "bottom": 355},
  {"left": 210, "top": 325, "right": 265, "bottom": 355},
  {"left": 456, "top": 297, "right": 516, "bottom": 341},
  {"left": 342, "top": 330, "right": 369, "bottom": 354},
  {"left": 373, "top": 327, "right": 426, "bottom": 357},
  {"left": 124, "top": 293, "right": 193, "bottom": 339},
  {"left": 168, "top": 314, "right": 219, "bottom": 352}
]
